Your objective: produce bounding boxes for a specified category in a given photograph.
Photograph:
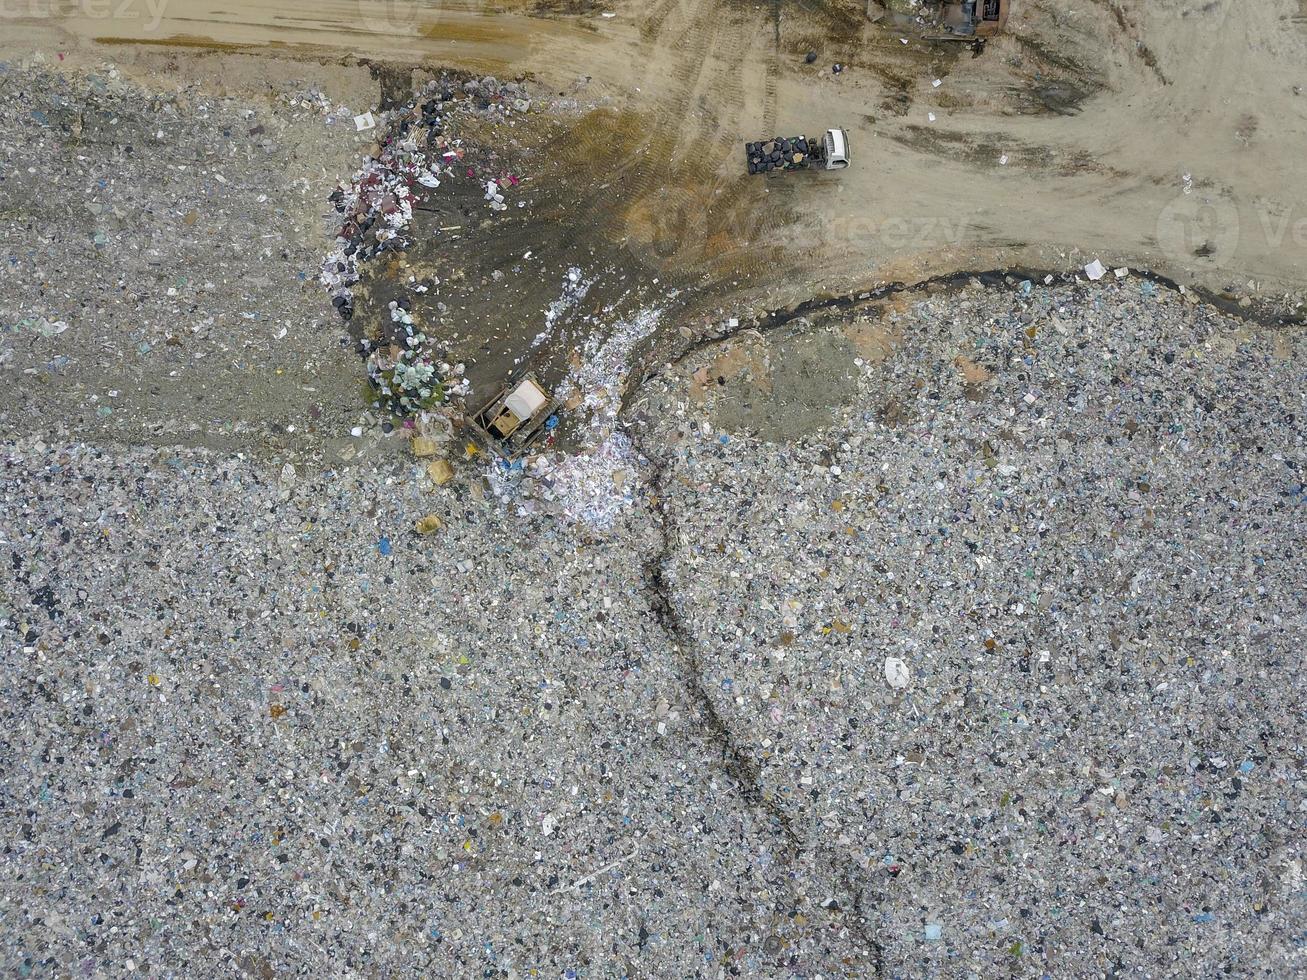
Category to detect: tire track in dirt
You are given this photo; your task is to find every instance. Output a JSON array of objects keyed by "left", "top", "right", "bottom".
[
  {"left": 761, "top": 54, "right": 779, "bottom": 132},
  {"left": 603, "top": 0, "right": 760, "bottom": 283},
  {"left": 761, "top": 0, "right": 782, "bottom": 136},
  {"left": 1085, "top": 0, "right": 1170, "bottom": 84},
  {"left": 663, "top": 21, "right": 805, "bottom": 288},
  {"left": 735, "top": 48, "right": 763, "bottom": 129},
  {"left": 638, "top": 0, "right": 679, "bottom": 42},
  {"left": 663, "top": 0, "right": 724, "bottom": 138}
]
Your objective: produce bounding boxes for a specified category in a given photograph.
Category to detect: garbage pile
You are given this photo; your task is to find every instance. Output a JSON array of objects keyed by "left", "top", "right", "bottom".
[
  {"left": 320, "top": 104, "right": 455, "bottom": 319},
  {"left": 366, "top": 300, "right": 469, "bottom": 415},
  {"left": 745, "top": 135, "right": 815, "bottom": 175},
  {"left": 320, "top": 76, "right": 532, "bottom": 416},
  {"left": 554, "top": 306, "right": 661, "bottom": 441},
  {"left": 461, "top": 75, "right": 533, "bottom": 118},
  {"left": 628, "top": 279, "right": 1305, "bottom": 975},
  {"left": 491, "top": 431, "right": 646, "bottom": 530},
  {"left": 282, "top": 86, "right": 354, "bottom": 125},
  {"left": 320, "top": 75, "right": 534, "bottom": 318}
]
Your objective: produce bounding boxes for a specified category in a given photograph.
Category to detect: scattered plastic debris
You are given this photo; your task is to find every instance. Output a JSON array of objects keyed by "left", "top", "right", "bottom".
[
  {"left": 555, "top": 307, "right": 661, "bottom": 440},
  {"left": 534, "top": 267, "right": 592, "bottom": 348}
]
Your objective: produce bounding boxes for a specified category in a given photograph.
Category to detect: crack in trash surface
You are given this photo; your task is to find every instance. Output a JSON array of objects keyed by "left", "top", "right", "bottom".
[{"left": 637, "top": 451, "right": 888, "bottom": 976}]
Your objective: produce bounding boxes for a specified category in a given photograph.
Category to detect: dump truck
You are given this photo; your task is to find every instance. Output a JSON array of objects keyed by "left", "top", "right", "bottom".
[
  {"left": 466, "top": 372, "right": 558, "bottom": 460},
  {"left": 745, "top": 128, "right": 849, "bottom": 176}
]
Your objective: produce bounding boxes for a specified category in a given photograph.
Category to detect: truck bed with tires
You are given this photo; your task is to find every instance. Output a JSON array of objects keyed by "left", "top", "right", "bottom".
[{"left": 744, "top": 128, "right": 850, "bottom": 175}]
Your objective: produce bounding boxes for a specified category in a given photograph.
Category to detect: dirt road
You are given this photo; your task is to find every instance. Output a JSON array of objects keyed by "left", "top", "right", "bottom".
[{"left": 9, "top": 0, "right": 1306, "bottom": 313}]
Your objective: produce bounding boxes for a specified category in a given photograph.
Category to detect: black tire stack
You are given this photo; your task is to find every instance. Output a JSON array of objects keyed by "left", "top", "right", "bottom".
[{"left": 745, "top": 135, "right": 811, "bottom": 175}]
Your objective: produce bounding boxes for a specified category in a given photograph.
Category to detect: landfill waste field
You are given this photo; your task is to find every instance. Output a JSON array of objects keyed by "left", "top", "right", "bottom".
[{"left": 1, "top": 1, "right": 1305, "bottom": 977}]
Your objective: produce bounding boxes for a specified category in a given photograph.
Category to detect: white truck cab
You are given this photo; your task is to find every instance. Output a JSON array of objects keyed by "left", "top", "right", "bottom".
[{"left": 822, "top": 128, "right": 850, "bottom": 169}]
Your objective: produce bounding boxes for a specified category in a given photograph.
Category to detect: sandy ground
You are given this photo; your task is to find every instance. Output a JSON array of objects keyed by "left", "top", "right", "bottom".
[{"left": 6, "top": 0, "right": 1307, "bottom": 313}]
